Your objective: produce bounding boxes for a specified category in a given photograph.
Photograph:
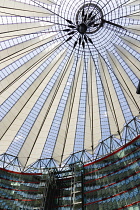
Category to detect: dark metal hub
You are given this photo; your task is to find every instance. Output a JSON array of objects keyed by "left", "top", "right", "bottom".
[
  {"left": 76, "top": 3, "right": 103, "bottom": 34},
  {"left": 78, "top": 23, "right": 87, "bottom": 34},
  {"left": 65, "top": 4, "right": 104, "bottom": 48}
]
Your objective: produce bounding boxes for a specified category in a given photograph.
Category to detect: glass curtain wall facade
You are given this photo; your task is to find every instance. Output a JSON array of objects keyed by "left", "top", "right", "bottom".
[
  {"left": 0, "top": 136, "right": 139, "bottom": 209},
  {"left": 53, "top": 135, "right": 140, "bottom": 209},
  {"left": 83, "top": 135, "right": 140, "bottom": 210},
  {"left": 0, "top": 169, "right": 45, "bottom": 209}
]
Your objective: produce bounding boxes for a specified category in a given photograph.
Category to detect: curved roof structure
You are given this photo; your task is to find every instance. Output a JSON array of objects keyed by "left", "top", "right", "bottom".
[{"left": 0, "top": 0, "right": 140, "bottom": 171}]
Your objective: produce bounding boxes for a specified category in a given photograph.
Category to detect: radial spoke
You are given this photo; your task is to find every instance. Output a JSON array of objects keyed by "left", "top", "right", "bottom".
[{"left": 102, "top": 19, "right": 124, "bottom": 29}]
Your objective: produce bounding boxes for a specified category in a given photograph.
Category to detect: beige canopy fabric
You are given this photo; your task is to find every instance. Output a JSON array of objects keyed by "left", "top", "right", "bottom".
[
  {"left": 84, "top": 57, "right": 101, "bottom": 153},
  {"left": 0, "top": 32, "right": 57, "bottom": 74},
  {"left": 53, "top": 57, "right": 84, "bottom": 163},
  {"left": 124, "top": 24, "right": 140, "bottom": 35},
  {"left": 123, "top": 0, "right": 140, "bottom": 6},
  {"left": 115, "top": 45, "right": 140, "bottom": 79},
  {"left": 36, "top": 0, "right": 56, "bottom": 5},
  {"left": 18, "top": 50, "right": 67, "bottom": 168},
  {"left": 0, "top": 36, "right": 59, "bottom": 95},
  {"left": 0, "top": 48, "right": 66, "bottom": 155},
  {"left": 0, "top": 0, "right": 52, "bottom": 17},
  {"left": 108, "top": 52, "right": 140, "bottom": 118},
  {"left": 0, "top": 22, "right": 54, "bottom": 42},
  {"left": 0, "top": 0, "right": 140, "bottom": 168},
  {"left": 126, "top": 10, "right": 140, "bottom": 20},
  {"left": 99, "top": 56, "right": 125, "bottom": 138},
  {"left": 120, "top": 36, "right": 140, "bottom": 53}
]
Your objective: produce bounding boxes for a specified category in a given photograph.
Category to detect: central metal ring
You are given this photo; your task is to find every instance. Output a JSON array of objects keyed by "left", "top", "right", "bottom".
[{"left": 76, "top": 3, "right": 103, "bottom": 34}]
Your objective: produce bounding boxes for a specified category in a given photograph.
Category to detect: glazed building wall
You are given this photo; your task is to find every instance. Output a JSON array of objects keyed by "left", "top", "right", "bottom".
[
  {"left": 54, "top": 135, "right": 140, "bottom": 209},
  {"left": 83, "top": 135, "right": 140, "bottom": 210},
  {"left": 0, "top": 135, "right": 139, "bottom": 209},
  {"left": 53, "top": 164, "right": 84, "bottom": 209},
  {"left": 0, "top": 168, "right": 45, "bottom": 209}
]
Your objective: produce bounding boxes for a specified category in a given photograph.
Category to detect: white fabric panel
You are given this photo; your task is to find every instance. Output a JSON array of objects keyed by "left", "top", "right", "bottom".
[
  {"left": 84, "top": 57, "right": 101, "bottom": 153},
  {"left": 121, "top": 36, "right": 140, "bottom": 53},
  {"left": 1, "top": 43, "right": 60, "bottom": 104},
  {"left": 0, "top": 0, "right": 52, "bottom": 17},
  {"left": 0, "top": 33, "right": 56, "bottom": 63},
  {"left": 53, "top": 57, "right": 84, "bottom": 164},
  {"left": 99, "top": 56, "right": 125, "bottom": 137},
  {"left": 18, "top": 50, "right": 68, "bottom": 168},
  {"left": 127, "top": 10, "right": 140, "bottom": 19},
  {"left": 37, "top": 0, "right": 55, "bottom": 5},
  {"left": 0, "top": 22, "right": 53, "bottom": 42},
  {"left": 0, "top": 33, "right": 57, "bottom": 75},
  {"left": 0, "top": 68, "right": 53, "bottom": 154},
  {"left": 115, "top": 45, "right": 140, "bottom": 78},
  {"left": 108, "top": 52, "right": 140, "bottom": 118},
  {"left": 0, "top": 48, "right": 66, "bottom": 152},
  {"left": 22, "top": 54, "right": 75, "bottom": 167},
  {"left": 124, "top": 0, "right": 140, "bottom": 6},
  {"left": 125, "top": 24, "right": 140, "bottom": 35},
  {"left": 0, "top": 36, "right": 58, "bottom": 93}
]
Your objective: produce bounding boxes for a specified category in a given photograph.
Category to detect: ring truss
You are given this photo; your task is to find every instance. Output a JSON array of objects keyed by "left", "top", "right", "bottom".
[{"left": 0, "top": 0, "right": 140, "bottom": 172}]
